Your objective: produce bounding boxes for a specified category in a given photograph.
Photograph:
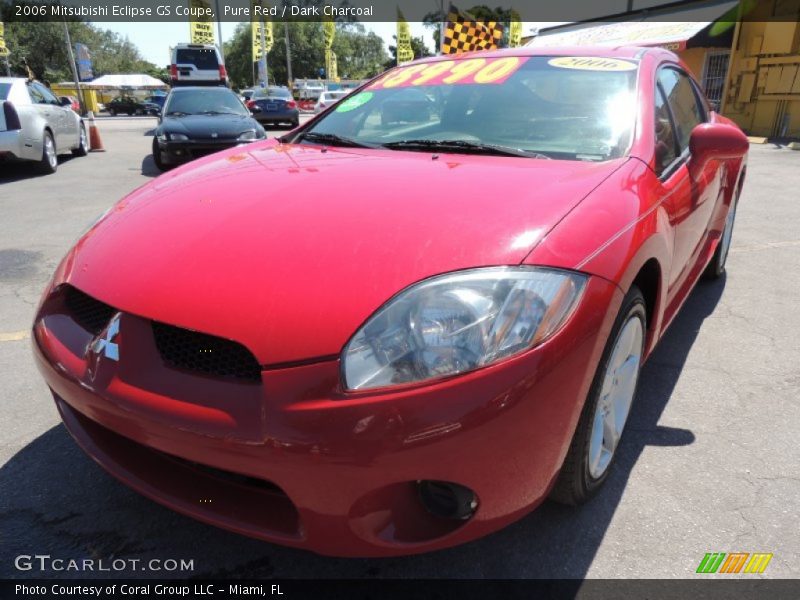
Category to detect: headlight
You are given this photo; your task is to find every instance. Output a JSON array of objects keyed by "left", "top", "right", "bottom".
[
  {"left": 169, "top": 133, "right": 189, "bottom": 141},
  {"left": 342, "top": 267, "right": 587, "bottom": 391},
  {"left": 237, "top": 130, "right": 257, "bottom": 141}
]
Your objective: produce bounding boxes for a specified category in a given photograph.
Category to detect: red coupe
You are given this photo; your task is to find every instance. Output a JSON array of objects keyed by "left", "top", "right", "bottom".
[{"left": 33, "top": 46, "right": 748, "bottom": 556}]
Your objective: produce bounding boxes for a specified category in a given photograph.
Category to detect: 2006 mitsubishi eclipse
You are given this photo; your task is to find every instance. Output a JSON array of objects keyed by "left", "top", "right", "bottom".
[{"left": 32, "top": 47, "right": 748, "bottom": 556}]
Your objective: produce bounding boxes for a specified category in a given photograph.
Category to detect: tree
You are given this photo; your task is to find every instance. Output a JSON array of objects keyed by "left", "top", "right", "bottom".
[
  {"left": 384, "top": 35, "right": 433, "bottom": 71},
  {"left": 3, "top": 20, "right": 165, "bottom": 82},
  {"left": 223, "top": 21, "right": 389, "bottom": 90}
]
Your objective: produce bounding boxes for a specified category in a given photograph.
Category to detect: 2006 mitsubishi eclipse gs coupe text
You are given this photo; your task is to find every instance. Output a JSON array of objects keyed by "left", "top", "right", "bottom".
[{"left": 32, "top": 47, "right": 748, "bottom": 556}]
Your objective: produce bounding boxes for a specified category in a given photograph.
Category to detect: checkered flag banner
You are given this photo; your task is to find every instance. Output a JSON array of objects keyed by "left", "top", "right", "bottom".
[{"left": 442, "top": 8, "right": 504, "bottom": 55}]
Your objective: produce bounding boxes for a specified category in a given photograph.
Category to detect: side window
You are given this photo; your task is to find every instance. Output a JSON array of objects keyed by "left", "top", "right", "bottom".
[
  {"left": 27, "top": 83, "right": 46, "bottom": 104},
  {"left": 32, "top": 83, "right": 59, "bottom": 105},
  {"left": 654, "top": 85, "right": 678, "bottom": 176},
  {"left": 657, "top": 68, "right": 705, "bottom": 152}
]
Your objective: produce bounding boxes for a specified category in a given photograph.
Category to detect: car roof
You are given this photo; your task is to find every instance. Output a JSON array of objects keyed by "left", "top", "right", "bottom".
[
  {"left": 405, "top": 44, "right": 676, "bottom": 65},
  {"left": 169, "top": 86, "right": 233, "bottom": 92},
  {"left": 0, "top": 77, "right": 26, "bottom": 84}
]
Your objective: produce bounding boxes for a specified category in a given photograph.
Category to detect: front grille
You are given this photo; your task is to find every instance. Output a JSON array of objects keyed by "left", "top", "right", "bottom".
[
  {"left": 152, "top": 322, "right": 261, "bottom": 383},
  {"left": 63, "top": 285, "right": 116, "bottom": 335}
]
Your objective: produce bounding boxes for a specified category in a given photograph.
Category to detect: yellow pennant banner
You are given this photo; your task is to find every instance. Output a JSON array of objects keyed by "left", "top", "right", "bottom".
[
  {"left": 396, "top": 9, "right": 414, "bottom": 64},
  {"left": 251, "top": 0, "right": 274, "bottom": 61},
  {"left": 189, "top": 0, "right": 215, "bottom": 45}
]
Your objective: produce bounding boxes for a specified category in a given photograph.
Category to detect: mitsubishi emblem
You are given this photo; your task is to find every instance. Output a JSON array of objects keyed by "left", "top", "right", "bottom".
[{"left": 90, "top": 313, "right": 120, "bottom": 362}]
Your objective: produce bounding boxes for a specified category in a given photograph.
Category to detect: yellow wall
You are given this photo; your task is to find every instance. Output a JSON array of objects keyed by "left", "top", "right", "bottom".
[
  {"left": 50, "top": 85, "right": 100, "bottom": 113},
  {"left": 722, "top": 1, "right": 800, "bottom": 137},
  {"left": 678, "top": 47, "right": 709, "bottom": 80}
]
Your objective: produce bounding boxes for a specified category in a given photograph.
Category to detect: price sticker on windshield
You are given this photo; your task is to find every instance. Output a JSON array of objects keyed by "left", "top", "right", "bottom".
[
  {"left": 548, "top": 57, "right": 638, "bottom": 71},
  {"left": 367, "top": 56, "right": 530, "bottom": 90}
]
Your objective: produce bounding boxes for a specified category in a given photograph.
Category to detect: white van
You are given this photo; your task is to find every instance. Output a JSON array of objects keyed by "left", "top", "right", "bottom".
[{"left": 170, "top": 44, "right": 228, "bottom": 87}]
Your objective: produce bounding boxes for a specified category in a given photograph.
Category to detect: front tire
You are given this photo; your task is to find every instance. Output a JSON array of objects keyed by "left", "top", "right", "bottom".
[
  {"left": 550, "top": 286, "right": 646, "bottom": 505},
  {"left": 36, "top": 131, "right": 58, "bottom": 174},
  {"left": 151, "top": 137, "right": 170, "bottom": 171},
  {"left": 72, "top": 123, "right": 88, "bottom": 157}
]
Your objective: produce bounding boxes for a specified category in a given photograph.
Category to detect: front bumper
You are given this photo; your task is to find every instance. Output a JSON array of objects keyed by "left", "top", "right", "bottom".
[
  {"left": 32, "top": 277, "right": 622, "bottom": 556},
  {"left": 157, "top": 139, "right": 248, "bottom": 164}
]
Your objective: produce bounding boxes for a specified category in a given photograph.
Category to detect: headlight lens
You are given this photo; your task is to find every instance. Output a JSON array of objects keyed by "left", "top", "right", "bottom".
[
  {"left": 169, "top": 133, "right": 189, "bottom": 141},
  {"left": 237, "top": 130, "right": 257, "bottom": 141},
  {"left": 342, "top": 267, "right": 587, "bottom": 391}
]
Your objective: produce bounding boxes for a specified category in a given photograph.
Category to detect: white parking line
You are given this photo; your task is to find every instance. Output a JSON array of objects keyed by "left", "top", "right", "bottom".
[
  {"left": 730, "top": 240, "right": 800, "bottom": 253},
  {"left": 0, "top": 330, "right": 30, "bottom": 342}
]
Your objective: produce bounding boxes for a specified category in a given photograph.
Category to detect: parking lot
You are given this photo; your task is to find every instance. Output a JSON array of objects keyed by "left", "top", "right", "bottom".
[{"left": 1, "top": 120, "right": 798, "bottom": 578}]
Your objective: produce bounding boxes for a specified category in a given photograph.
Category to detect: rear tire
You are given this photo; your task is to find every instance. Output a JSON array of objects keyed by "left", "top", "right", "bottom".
[
  {"left": 704, "top": 196, "right": 738, "bottom": 280},
  {"left": 72, "top": 123, "right": 88, "bottom": 157},
  {"left": 36, "top": 131, "right": 58, "bottom": 175},
  {"left": 550, "top": 286, "right": 646, "bottom": 505}
]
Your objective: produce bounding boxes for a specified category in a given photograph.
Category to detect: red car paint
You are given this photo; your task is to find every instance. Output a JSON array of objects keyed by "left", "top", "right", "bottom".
[{"left": 33, "top": 46, "right": 748, "bottom": 556}]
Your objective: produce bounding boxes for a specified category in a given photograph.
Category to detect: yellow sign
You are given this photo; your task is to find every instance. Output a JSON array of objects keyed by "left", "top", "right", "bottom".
[
  {"left": 252, "top": 3, "right": 273, "bottom": 62},
  {"left": 0, "top": 22, "right": 8, "bottom": 56},
  {"left": 189, "top": 0, "right": 215, "bottom": 45},
  {"left": 508, "top": 14, "right": 522, "bottom": 48},
  {"left": 548, "top": 57, "right": 637, "bottom": 72},
  {"left": 396, "top": 10, "right": 414, "bottom": 64}
]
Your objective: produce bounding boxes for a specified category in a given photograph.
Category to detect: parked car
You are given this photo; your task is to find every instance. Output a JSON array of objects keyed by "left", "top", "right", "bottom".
[
  {"left": 313, "top": 90, "right": 349, "bottom": 113},
  {"left": 0, "top": 77, "right": 88, "bottom": 174},
  {"left": 144, "top": 94, "right": 167, "bottom": 110},
  {"left": 151, "top": 86, "right": 265, "bottom": 170},
  {"left": 170, "top": 43, "right": 228, "bottom": 87},
  {"left": 106, "top": 96, "right": 150, "bottom": 116},
  {"left": 246, "top": 86, "right": 299, "bottom": 127},
  {"left": 32, "top": 47, "right": 748, "bottom": 556},
  {"left": 240, "top": 88, "right": 255, "bottom": 102},
  {"left": 59, "top": 95, "right": 81, "bottom": 113}
]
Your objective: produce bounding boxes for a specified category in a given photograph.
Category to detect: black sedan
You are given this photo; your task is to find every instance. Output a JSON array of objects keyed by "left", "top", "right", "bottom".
[
  {"left": 107, "top": 96, "right": 152, "bottom": 116},
  {"left": 152, "top": 87, "right": 266, "bottom": 171}
]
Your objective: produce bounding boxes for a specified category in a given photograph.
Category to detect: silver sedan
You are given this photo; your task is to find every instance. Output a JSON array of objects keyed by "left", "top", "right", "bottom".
[{"left": 0, "top": 77, "right": 88, "bottom": 174}]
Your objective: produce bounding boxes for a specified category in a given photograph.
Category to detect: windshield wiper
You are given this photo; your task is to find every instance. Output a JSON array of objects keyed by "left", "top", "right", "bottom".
[
  {"left": 382, "top": 139, "right": 550, "bottom": 159},
  {"left": 200, "top": 110, "right": 243, "bottom": 116},
  {"left": 298, "top": 131, "right": 380, "bottom": 149}
]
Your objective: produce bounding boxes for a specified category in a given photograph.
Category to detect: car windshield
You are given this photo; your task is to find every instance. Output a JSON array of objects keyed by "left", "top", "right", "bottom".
[
  {"left": 164, "top": 89, "right": 248, "bottom": 116},
  {"left": 301, "top": 55, "right": 638, "bottom": 161},
  {"left": 324, "top": 91, "right": 348, "bottom": 101},
  {"left": 254, "top": 87, "right": 293, "bottom": 99}
]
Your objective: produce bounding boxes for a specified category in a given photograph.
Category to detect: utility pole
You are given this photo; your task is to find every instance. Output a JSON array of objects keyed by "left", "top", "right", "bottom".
[
  {"left": 214, "top": 0, "right": 224, "bottom": 64},
  {"left": 260, "top": 18, "right": 268, "bottom": 87},
  {"left": 1, "top": 6, "right": 10, "bottom": 76},
  {"left": 62, "top": 20, "right": 86, "bottom": 116},
  {"left": 284, "top": 21, "right": 292, "bottom": 89}
]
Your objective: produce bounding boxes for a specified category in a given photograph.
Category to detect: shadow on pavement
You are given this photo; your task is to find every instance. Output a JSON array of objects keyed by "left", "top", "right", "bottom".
[
  {"left": 0, "top": 276, "right": 726, "bottom": 579},
  {"left": 141, "top": 155, "right": 161, "bottom": 178},
  {"left": 0, "top": 156, "right": 79, "bottom": 184}
]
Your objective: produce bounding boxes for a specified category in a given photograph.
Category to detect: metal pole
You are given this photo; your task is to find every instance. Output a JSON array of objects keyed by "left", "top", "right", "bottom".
[
  {"left": 62, "top": 20, "right": 86, "bottom": 116},
  {"left": 260, "top": 18, "right": 268, "bottom": 87},
  {"left": 439, "top": 0, "right": 445, "bottom": 55},
  {"left": 214, "top": 0, "right": 225, "bottom": 64},
  {"left": 284, "top": 21, "right": 292, "bottom": 88}
]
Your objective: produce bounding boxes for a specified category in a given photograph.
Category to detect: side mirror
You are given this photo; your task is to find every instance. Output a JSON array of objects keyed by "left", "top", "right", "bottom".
[
  {"left": 59, "top": 96, "right": 72, "bottom": 107},
  {"left": 688, "top": 123, "right": 749, "bottom": 179}
]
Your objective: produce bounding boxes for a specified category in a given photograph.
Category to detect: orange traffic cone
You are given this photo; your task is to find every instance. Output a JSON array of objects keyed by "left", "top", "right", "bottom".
[{"left": 86, "top": 112, "right": 106, "bottom": 152}]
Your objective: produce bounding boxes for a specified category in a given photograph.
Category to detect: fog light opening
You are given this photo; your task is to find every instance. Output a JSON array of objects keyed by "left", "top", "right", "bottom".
[{"left": 417, "top": 480, "right": 478, "bottom": 521}]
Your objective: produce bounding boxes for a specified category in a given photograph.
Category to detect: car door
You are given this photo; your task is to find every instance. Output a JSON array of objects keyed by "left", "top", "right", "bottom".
[
  {"left": 654, "top": 66, "right": 717, "bottom": 303},
  {"left": 30, "top": 82, "right": 70, "bottom": 148}
]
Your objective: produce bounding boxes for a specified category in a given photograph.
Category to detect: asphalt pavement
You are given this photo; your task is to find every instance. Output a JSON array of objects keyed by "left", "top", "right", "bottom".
[{"left": 1, "top": 119, "right": 798, "bottom": 579}]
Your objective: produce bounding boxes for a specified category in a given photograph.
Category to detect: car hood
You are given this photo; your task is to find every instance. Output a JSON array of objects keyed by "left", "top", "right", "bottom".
[
  {"left": 62, "top": 141, "right": 626, "bottom": 365},
  {"left": 160, "top": 113, "right": 257, "bottom": 138}
]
